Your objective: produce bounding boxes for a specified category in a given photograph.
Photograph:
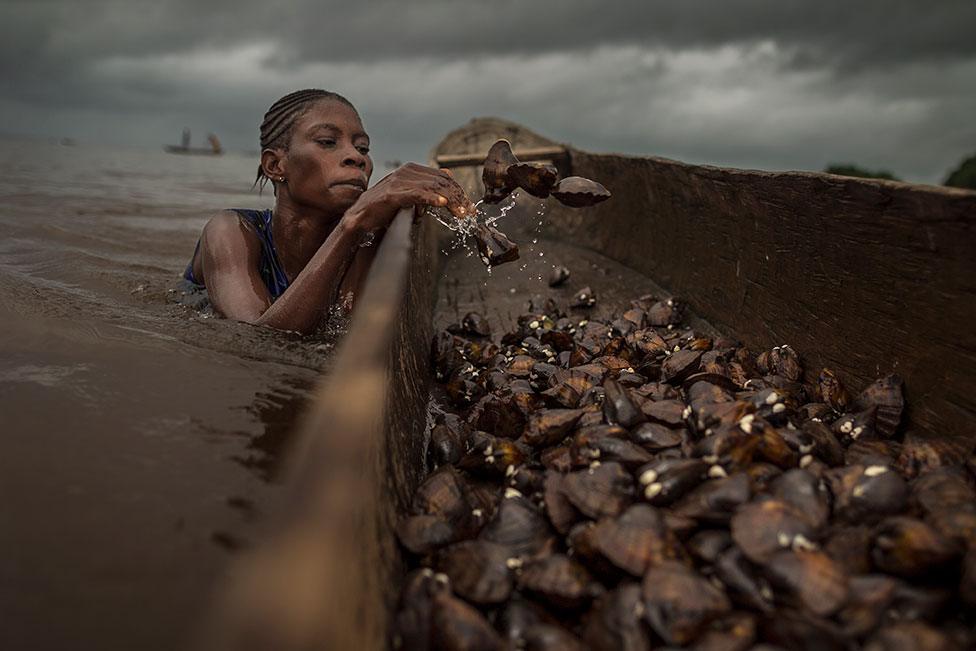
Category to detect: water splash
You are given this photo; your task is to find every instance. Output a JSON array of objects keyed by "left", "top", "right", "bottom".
[{"left": 429, "top": 191, "right": 520, "bottom": 258}]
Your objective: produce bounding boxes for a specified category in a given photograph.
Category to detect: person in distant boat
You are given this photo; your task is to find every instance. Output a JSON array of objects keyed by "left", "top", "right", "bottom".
[{"left": 183, "top": 89, "right": 473, "bottom": 334}]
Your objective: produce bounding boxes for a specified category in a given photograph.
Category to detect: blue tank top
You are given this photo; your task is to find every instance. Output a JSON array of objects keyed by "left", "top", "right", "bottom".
[{"left": 183, "top": 208, "right": 290, "bottom": 299}]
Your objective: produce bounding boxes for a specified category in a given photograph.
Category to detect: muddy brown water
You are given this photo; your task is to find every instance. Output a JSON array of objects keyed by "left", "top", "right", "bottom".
[{"left": 0, "top": 138, "right": 340, "bottom": 651}]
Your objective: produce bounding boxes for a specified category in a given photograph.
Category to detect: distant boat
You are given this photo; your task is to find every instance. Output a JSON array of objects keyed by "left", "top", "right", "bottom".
[{"left": 165, "top": 128, "right": 223, "bottom": 155}]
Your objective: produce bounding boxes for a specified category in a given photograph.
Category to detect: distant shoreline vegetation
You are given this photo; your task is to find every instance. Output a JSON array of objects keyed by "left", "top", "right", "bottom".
[
  {"left": 823, "top": 152, "right": 976, "bottom": 190},
  {"left": 823, "top": 163, "right": 900, "bottom": 182},
  {"left": 944, "top": 154, "right": 976, "bottom": 190}
]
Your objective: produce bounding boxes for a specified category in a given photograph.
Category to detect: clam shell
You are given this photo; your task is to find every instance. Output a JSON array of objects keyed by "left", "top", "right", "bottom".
[
  {"left": 744, "top": 462, "right": 784, "bottom": 494},
  {"left": 817, "top": 368, "right": 851, "bottom": 412},
  {"left": 445, "top": 370, "right": 484, "bottom": 408},
  {"left": 756, "top": 427, "right": 799, "bottom": 469},
  {"left": 474, "top": 223, "right": 520, "bottom": 266},
  {"left": 582, "top": 582, "right": 651, "bottom": 651},
  {"left": 431, "top": 589, "right": 506, "bottom": 651},
  {"left": 496, "top": 597, "right": 560, "bottom": 645},
  {"left": 853, "top": 374, "right": 904, "bottom": 438},
  {"left": 641, "top": 560, "right": 731, "bottom": 646},
  {"left": 693, "top": 611, "right": 757, "bottom": 651},
  {"left": 961, "top": 547, "right": 976, "bottom": 608},
  {"left": 871, "top": 516, "right": 960, "bottom": 578},
  {"left": 550, "top": 176, "right": 611, "bottom": 207},
  {"left": 431, "top": 330, "right": 465, "bottom": 381},
  {"left": 521, "top": 624, "right": 586, "bottom": 651},
  {"left": 799, "top": 420, "right": 846, "bottom": 467},
  {"left": 562, "top": 461, "right": 635, "bottom": 519},
  {"left": 700, "top": 350, "right": 731, "bottom": 377},
  {"left": 864, "top": 622, "right": 956, "bottom": 651},
  {"left": 825, "top": 463, "right": 907, "bottom": 523},
  {"left": 822, "top": 524, "right": 873, "bottom": 575},
  {"left": 574, "top": 435, "right": 653, "bottom": 470},
  {"left": 436, "top": 540, "right": 514, "bottom": 604},
  {"left": 694, "top": 401, "right": 754, "bottom": 432},
  {"left": 541, "top": 382, "right": 583, "bottom": 409},
  {"left": 396, "top": 514, "right": 458, "bottom": 555},
  {"left": 757, "top": 345, "right": 802, "bottom": 382},
  {"left": 428, "top": 422, "right": 466, "bottom": 467},
  {"left": 631, "top": 421, "right": 686, "bottom": 450},
  {"left": 640, "top": 399, "right": 688, "bottom": 427},
  {"left": 645, "top": 299, "right": 682, "bottom": 327},
  {"left": 458, "top": 435, "right": 528, "bottom": 478},
  {"left": 479, "top": 494, "right": 554, "bottom": 558},
  {"left": 770, "top": 469, "right": 831, "bottom": 530},
  {"left": 459, "top": 311, "right": 491, "bottom": 337},
  {"left": 589, "top": 504, "right": 683, "bottom": 576},
  {"left": 481, "top": 139, "right": 518, "bottom": 203},
  {"left": 835, "top": 574, "right": 898, "bottom": 639},
  {"left": 693, "top": 425, "right": 759, "bottom": 470},
  {"left": 713, "top": 547, "right": 774, "bottom": 614},
  {"left": 757, "top": 607, "right": 848, "bottom": 651},
  {"left": 673, "top": 472, "right": 752, "bottom": 526},
  {"left": 637, "top": 458, "right": 707, "bottom": 506},
  {"left": 896, "top": 434, "right": 972, "bottom": 479},
  {"left": 469, "top": 393, "right": 527, "bottom": 440},
  {"left": 518, "top": 553, "right": 602, "bottom": 610},
  {"left": 889, "top": 581, "right": 951, "bottom": 621},
  {"left": 685, "top": 375, "right": 737, "bottom": 406},
  {"left": 844, "top": 438, "right": 900, "bottom": 466},
  {"left": 730, "top": 498, "right": 817, "bottom": 564},
  {"left": 411, "top": 465, "right": 471, "bottom": 521},
  {"left": 543, "top": 471, "right": 579, "bottom": 534},
  {"left": 571, "top": 286, "right": 597, "bottom": 308},
  {"left": 508, "top": 161, "right": 559, "bottom": 198},
  {"left": 548, "top": 265, "right": 571, "bottom": 287},
  {"left": 602, "top": 378, "right": 645, "bottom": 428},
  {"left": 687, "top": 529, "right": 733, "bottom": 564},
  {"left": 522, "top": 408, "right": 585, "bottom": 447},
  {"left": 764, "top": 549, "right": 849, "bottom": 617},
  {"left": 394, "top": 569, "right": 442, "bottom": 650},
  {"left": 661, "top": 349, "right": 702, "bottom": 384},
  {"left": 911, "top": 466, "right": 976, "bottom": 515},
  {"left": 924, "top": 504, "right": 976, "bottom": 549}
]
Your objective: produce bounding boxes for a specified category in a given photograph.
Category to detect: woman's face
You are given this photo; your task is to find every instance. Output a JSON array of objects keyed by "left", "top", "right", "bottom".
[{"left": 280, "top": 99, "right": 373, "bottom": 215}]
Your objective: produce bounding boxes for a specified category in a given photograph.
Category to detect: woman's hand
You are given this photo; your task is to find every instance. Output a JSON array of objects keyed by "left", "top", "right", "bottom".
[{"left": 342, "top": 163, "right": 476, "bottom": 233}]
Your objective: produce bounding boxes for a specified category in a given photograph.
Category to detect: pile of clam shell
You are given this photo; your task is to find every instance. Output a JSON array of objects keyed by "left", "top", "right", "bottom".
[
  {"left": 395, "top": 291, "right": 976, "bottom": 650},
  {"left": 473, "top": 140, "right": 611, "bottom": 268}
]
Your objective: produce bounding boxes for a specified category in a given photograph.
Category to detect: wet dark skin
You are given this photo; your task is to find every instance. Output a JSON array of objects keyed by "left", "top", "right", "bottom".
[{"left": 188, "top": 99, "right": 474, "bottom": 334}]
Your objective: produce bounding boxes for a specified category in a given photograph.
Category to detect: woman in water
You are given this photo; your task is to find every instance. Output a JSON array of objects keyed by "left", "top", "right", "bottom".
[{"left": 183, "top": 89, "right": 473, "bottom": 334}]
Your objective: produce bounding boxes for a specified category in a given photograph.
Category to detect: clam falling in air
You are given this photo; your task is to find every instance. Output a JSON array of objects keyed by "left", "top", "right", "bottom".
[
  {"left": 508, "top": 162, "right": 559, "bottom": 198},
  {"left": 474, "top": 223, "right": 520, "bottom": 267},
  {"left": 481, "top": 139, "right": 520, "bottom": 204},
  {"left": 550, "top": 176, "right": 612, "bottom": 207}
]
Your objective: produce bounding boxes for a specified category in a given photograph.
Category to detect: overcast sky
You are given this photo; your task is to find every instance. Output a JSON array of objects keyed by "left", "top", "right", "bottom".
[{"left": 2, "top": 0, "right": 974, "bottom": 183}]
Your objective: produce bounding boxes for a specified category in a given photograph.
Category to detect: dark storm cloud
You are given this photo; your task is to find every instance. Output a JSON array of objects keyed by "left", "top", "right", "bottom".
[{"left": 2, "top": 0, "right": 974, "bottom": 183}]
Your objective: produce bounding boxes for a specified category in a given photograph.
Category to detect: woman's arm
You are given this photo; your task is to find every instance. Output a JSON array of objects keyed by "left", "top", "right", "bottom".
[
  {"left": 198, "top": 211, "right": 362, "bottom": 333},
  {"left": 199, "top": 164, "right": 473, "bottom": 334}
]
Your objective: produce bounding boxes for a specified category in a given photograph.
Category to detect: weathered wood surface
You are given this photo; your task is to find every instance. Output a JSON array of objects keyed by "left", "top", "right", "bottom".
[
  {"left": 546, "top": 151, "right": 976, "bottom": 440},
  {"left": 201, "top": 209, "right": 436, "bottom": 651}
]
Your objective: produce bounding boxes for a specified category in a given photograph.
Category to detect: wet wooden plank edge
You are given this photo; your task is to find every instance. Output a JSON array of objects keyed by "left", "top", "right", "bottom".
[
  {"left": 544, "top": 150, "right": 976, "bottom": 440},
  {"left": 200, "top": 208, "right": 433, "bottom": 651}
]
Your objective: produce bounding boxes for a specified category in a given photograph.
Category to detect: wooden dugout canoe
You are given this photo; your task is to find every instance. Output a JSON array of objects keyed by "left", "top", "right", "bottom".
[{"left": 203, "top": 117, "right": 976, "bottom": 649}]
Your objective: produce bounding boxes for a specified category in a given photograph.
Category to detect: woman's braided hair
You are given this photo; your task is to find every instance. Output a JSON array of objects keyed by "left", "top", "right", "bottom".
[{"left": 254, "top": 89, "right": 358, "bottom": 192}]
